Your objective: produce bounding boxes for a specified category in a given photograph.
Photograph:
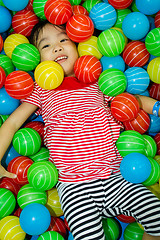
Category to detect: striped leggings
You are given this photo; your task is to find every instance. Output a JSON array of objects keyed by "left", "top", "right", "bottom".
[{"left": 57, "top": 173, "right": 160, "bottom": 240}]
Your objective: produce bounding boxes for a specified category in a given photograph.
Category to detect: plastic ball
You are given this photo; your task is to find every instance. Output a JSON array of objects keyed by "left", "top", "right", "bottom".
[
  {"left": 123, "top": 41, "right": 150, "bottom": 67},
  {"left": 0, "top": 66, "right": 6, "bottom": 88},
  {"left": 17, "top": 183, "right": 47, "bottom": 209},
  {"left": 111, "top": 27, "right": 128, "bottom": 47},
  {"left": 124, "top": 67, "right": 150, "bottom": 94},
  {"left": 66, "top": 14, "right": 94, "bottom": 42},
  {"left": 147, "top": 57, "right": 160, "bottom": 84},
  {"left": 29, "top": 147, "right": 49, "bottom": 162},
  {"left": 148, "top": 114, "right": 160, "bottom": 133},
  {"left": 27, "top": 161, "right": 58, "bottom": 191},
  {"left": 0, "top": 54, "right": 15, "bottom": 76},
  {"left": 102, "top": 217, "right": 120, "bottom": 240},
  {"left": 0, "top": 6, "right": 12, "bottom": 33},
  {"left": 69, "top": 0, "right": 82, "bottom": 5},
  {"left": 0, "top": 216, "right": 26, "bottom": 240},
  {"left": 114, "top": 9, "right": 131, "bottom": 28},
  {"left": 122, "top": 12, "right": 149, "bottom": 40},
  {"left": 116, "top": 130, "right": 145, "bottom": 157},
  {"left": 2, "top": 144, "right": 21, "bottom": 166},
  {"left": 33, "top": 0, "right": 47, "bottom": 20},
  {"left": 154, "top": 133, "right": 160, "bottom": 155},
  {"left": 89, "top": 3, "right": 117, "bottom": 31},
  {"left": 111, "top": 92, "right": 139, "bottom": 122},
  {"left": 0, "top": 34, "right": 3, "bottom": 52},
  {"left": 19, "top": 203, "right": 51, "bottom": 236},
  {"left": 123, "top": 109, "right": 150, "bottom": 134},
  {"left": 44, "top": 0, "right": 72, "bottom": 25},
  {"left": 38, "top": 231, "right": 64, "bottom": 240},
  {"left": 97, "top": 29, "right": 125, "bottom": 57},
  {"left": 135, "top": 0, "right": 160, "bottom": 15},
  {"left": 108, "top": 0, "right": 133, "bottom": 9},
  {"left": 0, "top": 188, "right": 16, "bottom": 219},
  {"left": 72, "top": 5, "right": 89, "bottom": 16},
  {"left": 149, "top": 83, "right": 160, "bottom": 101},
  {"left": 142, "top": 157, "right": 160, "bottom": 186},
  {"left": 0, "top": 177, "right": 21, "bottom": 196},
  {"left": 0, "top": 87, "right": 20, "bottom": 115},
  {"left": 34, "top": 60, "right": 64, "bottom": 90},
  {"left": 82, "top": 0, "right": 102, "bottom": 13},
  {"left": 5, "top": 70, "right": 34, "bottom": 99},
  {"left": 98, "top": 68, "right": 127, "bottom": 97},
  {"left": 48, "top": 217, "right": 67, "bottom": 238},
  {"left": 7, "top": 156, "right": 33, "bottom": 185},
  {"left": 46, "top": 187, "right": 64, "bottom": 217},
  {"left": 24, "top": 120, "right": 44, "bottom": 144},
  {"left": 78, "top": 36, "right": 102, "bottom": 59},
  {"left": 3, "top": 0, "right": 29, "bottom": 11},
  {"left": 100, "top": 55, "right": 125, "bottom": 72},
  {"left": 120, "top": 152, "right": 151, "bottom": 183},
  {"left": 143, "top": 134, "right": 157, "bottom": 158},
  {"left": 74, "top": 55, "right": 102, "bottom": 83},
  {"left": 12, "top": 9, "right": 39, "bottom": 37},
  {"left": 117, "top": 214, "right": 135, "bottom": 223},
  {"left": 12, "top": 43, "right": 40, "bottom": 72},
  {"left": 145, "top": 28, "right": 160, "bottom": 57},
  {"left": 155, "top": 10, "right": 160, "bottom": 28},
  {"left": 25, "top": 0, "right": 34, "bottom": 11},
  {"left": 124, "top": 222, "right": 144, "bottom": 240},
  {"left": 4, "top": 34, "right": 29, "bottom": 59}
]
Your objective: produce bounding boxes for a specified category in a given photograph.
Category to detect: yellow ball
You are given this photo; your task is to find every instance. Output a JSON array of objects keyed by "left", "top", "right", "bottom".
[
  {"left": 0, "top": 216, "right": 26, "bottom": 240},
  {"left": 111, "top": 27, "right": 128, "bottom": 47},
  {"left": 147, "top": 57, "right": 160, "bottom": 84},
  {"left": 4, "top": 34, "right": 29, "bottom": 58},
  {"left": 46, "top": 187, "right": 63, "bottom": 217},
  {"left": 34, "top": 61, "right": 64, "bottom": 90},
  {"left": 78, "top": 36, "right": 102, "bottom": 59}
]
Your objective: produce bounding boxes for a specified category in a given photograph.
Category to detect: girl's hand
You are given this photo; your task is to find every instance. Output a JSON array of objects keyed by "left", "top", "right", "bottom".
[{"left": 0, "top": 164, "right": 17, "bottom": 179}]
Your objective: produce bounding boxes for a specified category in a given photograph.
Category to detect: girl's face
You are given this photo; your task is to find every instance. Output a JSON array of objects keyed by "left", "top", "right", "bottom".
[{"left": 36, "top": 24, "right": 79, "bottom": 77}]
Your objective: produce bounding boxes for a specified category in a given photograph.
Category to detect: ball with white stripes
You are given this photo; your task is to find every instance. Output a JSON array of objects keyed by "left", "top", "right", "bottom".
[
  {"left": 147, "top": 57, "right": 160, "bottom": 84},
  {"left": 27, "top": 161, "right": 58, "bottom": 191},
  {"left": 37, "top": 231, "right": 64, "bottom": 240},
  {"left": 143, "top": 134, "right": 157, "bottom": 158},
  {"left": 12, "top": 128, "right": 42, "bottom": 156},
  {"left": 46, "top": 187, "right": 63, "bottom": 217},
  {"left": 34, "top": 60, "right": 64, "bottom": 90},
  {"left": 145, "top": 28, "right": 160, "bottom": 57},
  {"left": 33, "top": 0, "right": 47, "bottom": 20},
  {"left": 0, "top": 188, "right": 16, "bottom": 219},
  {"left": 12, "top": 43, "right": 40, "bottom": 72}
]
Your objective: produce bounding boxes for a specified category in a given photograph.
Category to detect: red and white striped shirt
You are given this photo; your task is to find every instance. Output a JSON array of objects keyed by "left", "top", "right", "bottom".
[{"left": 23, "top": 77, "right": 123, "bottom": 182}]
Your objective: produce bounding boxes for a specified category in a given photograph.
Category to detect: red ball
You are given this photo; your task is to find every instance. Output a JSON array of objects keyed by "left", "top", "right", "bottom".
[
  {"left": 12, "top": 10, "right": 39, "bottom": 37},
  {"left": 66, "top": 14, "right": 94, "bottom": 42},
  {"left": 74, "top": 55, "right": 102, "bottom": 83},
  {"left": 122, "top": 41, "right": 150, "bottom": 67},
  {"left": 24, "top": 121, "right": 45, "bottom": 144},
  {"left": 0, "top": 34, "right": 3, "bottom": 52},
  {"left": 111, "top": 92, "right": 140, "bottom": 122},
  {"left": 123, "top": 109, "right": 150, "bottom": 134},
  {"left": 155, "top": 10, "right": 160, "bottom": 28},
  {"left": 149, "top": 83, "right": 160, "bottom": 101},
  {"left": 0, "top": 177, "right": 21, "bottom": 197},
  {"left": 47, "top": 217, "right": 67, "bottom": 239},
  {"left": 108, "top": 0, "right": 133, "bottom": 9},
  {"left": 117, "top": 214, "right": 136, "bottom": 223},
  {"left": 44, "top": 0, "right": 72, "bottom": 25},
  {"left": 0, "top": 66, "right": 6, "bottom": 88},
  {"left": 73, "top": 5, "right": 89, "bottom": 16},
  {"left": 64, "top": 218, "right": 70, "bottom": 231},
  {"left": 24, "top": 0, "right": 34, "bottom": 11},
  {"left": 5, "top": 70, "right": 34, "bottom": 99},
  {"left": 154, "top": 133, "right": 160, "bottom": 154},
  {"left": 7, "top": 156, "right": 33, "bottom": 185},
  {"left": 14, "top": 207, "right": 22, "bottom": 217}
]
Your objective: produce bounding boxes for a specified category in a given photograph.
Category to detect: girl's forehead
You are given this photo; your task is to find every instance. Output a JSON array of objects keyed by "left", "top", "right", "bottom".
[{"left": 39, "top": 24, "right": 66, "bottom": 38}]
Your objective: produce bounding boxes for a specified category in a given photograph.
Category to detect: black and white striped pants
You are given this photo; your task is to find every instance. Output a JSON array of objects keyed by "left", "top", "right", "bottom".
[{"left": 57, "top": 173, "right": 160, "bottom": 240}]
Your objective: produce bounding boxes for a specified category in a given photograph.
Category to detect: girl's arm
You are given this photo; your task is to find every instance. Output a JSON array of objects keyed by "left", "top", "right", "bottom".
[
  {"left": 0, "top": 102, "right": 38, "bottom": 178},
  {"left": 135, "top": 95, "right": 160, "bottom": 116}
]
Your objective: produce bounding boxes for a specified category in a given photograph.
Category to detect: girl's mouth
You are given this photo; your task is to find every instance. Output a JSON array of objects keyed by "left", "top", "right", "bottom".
[{"left": 54, "top": 56, "right": 68, "bottom": 63}]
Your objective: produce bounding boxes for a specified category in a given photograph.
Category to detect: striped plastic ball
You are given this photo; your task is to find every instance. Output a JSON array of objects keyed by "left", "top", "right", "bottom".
[
  {"left": 33, "top": 0, "right": 47, "bottom": 20},
  {"left": 24, "top": 120, "right": 44, "bottom": 144},
  {"left": 0, "top": 177, "right": 21, "bottom": 197},
  {"left": 46, "top": 187, "right": 63, "bottom": 217},
  {"left": 111, "top": 92, "right": 139, "bottom": 122},
  {"left": 12, "top": 128, "right": 42, "bottom": 156},
  {"left": 98, "top": 68, "right": 127, "bottom": 97},
  {"left": 38, "top": 231, "right": 64, "bottom": 240},
  {"left": 69, "top": 0, "right": 81, "bottom": 5},
  {"left": 145, "top": 28, "right": 160, "bottom": 57},
  {"left": 12, "top": 9, "right": 39, "bottom": 37},
  {"left": 12, "top": 43, "right": 40, "bottom": 72},
  {"left": 25, "top": 0, "right": 34, "bottom": 11},
  {"left": 17, "top": 183, "right": 47, "bottom": 209},
  {"left": 102, "top": 218, "right": 120, "bottom": 240},
  {"left": 149, "top": 83, "right": 160, "bottom": 100},
  {"left": 74, "top": 55, "right": 102, "bottom": 83},
  {"left": 0, "top": 188, "right": 16, "bottom": 219},
  {"left": 116, "top": 130, "right": 145, "bottom": 157},
  {"left": 0, "top": 66, "right": 6, "bottom": 88},
  {"left": 143, "top": 134, "right": 157, "bottom": 158},
  {"left": 82, "top": 0, "right": 102, "bottom": 13},
  {"left": 0, "top": 54, "right": 15, "bottom": 76},
  {"left": 108, "top": 0, "right": 133, "bottom": 9},
  {"left": 7, "top": 156, "right": 33, "bottom": 185},
  {"left": 73, "top": 5, "right": 89, "bottom": 16},
  {"left": 48, "top": 217, "right": 67, "bottom": 238},
  {"left": 66, "top": 14, "right": 94, "bottom": 42},
  {"left": 147, "top": 57, "right": 160, "bottom": 84},
  {"left": 154, "top": 133, "right": 160, "bottom": 154},
  {"left": 143, "top": 157, "right": 160, "bottom": 186},
  {"left": 0, "top": 216, "right": 26, "bottom": 240},
  {"left": 27, "top": 161, "right": 58, "bottom": 191},
  {"left": 5, "top": 70, "right": 34, "bottom": 99},
  {"left": 4, "top": 33, "right": 29, "bottom": 59},
  {"left": 123, "top": 41, "right": 150, "bottom": 67},
  {"left": 114, "top": 9, "right": 131, "bottom": 28},
  {"left": 44, "top": 0, "right": 72, "bottom": 25},
  {"left": 0, "top": 34, "right": 3, "bottom": 52},
  {"left": 155, "top": 10, "right": 160, "bottom": 28},
  {"left": 97, "top": 29, "right": 125, "bottom": 57},
  {"left": 124, "top": 222, "right": 144, "bottom": 239},
  {"left": 29, "top": 147, "right": 49, "bottom": 162},
  {"left": 34, "top": 60, "right": 64, "bottom": 90}
]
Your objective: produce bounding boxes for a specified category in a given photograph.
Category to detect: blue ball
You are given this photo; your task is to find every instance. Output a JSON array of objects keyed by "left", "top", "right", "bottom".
[
  {"left": 2, "top": 0, "right": 29, "bottom": 11},
  {"left": 147, "top": 114, "right": 160, "bottom": 133},
  {"left": 100, "top": 55, "right": 125, "bottom": 72},
  {"left": 122, "top": 12, "right": 150, "bottom": 40},
  {"left": 2, "top": 144, "right": 21, "bottom": 166},
  {"left": 139, "top": 89, "right": 150, "bottom": 97},
  {"left": 19, "top": 203, "right": 51, "bottom": 236},
  {"left": 89, "top": 3, "right": 117, "bottom": 31},
  {"left": 135, "top": 0, "right": 160, "bottom": 15},
  {"left": 124, "top": 67, "right": 150, "bottom": 94},
  {"left": 0, "top": 87, "right": 19, "bottom": 115},
  {"left": 0, "top": 6, "right": 12, "bottom": 33},
  {"left": 120, "top": 153, "right": 151, "bottom": 183}
]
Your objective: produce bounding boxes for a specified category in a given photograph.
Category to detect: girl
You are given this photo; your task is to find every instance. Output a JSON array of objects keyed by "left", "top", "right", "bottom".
[{"left": 0, "top": 20, "right": 160, "bottom": 240}]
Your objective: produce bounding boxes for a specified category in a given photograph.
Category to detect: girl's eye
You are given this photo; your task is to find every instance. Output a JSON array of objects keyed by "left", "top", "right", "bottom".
[
  {"left": 42, "top": 44, "right": 50, "bottom": 49},
  {"left": 60, "top": 39, "right": 68, "bottom": 43}
]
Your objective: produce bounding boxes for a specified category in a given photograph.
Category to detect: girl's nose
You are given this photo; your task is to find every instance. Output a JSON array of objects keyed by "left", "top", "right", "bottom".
[{"left": 54, "top": 46, "right": 62, "bottom": 53}]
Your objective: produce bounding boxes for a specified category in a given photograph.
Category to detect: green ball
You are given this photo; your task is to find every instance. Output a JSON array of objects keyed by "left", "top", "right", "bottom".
[
  {"left": 102, "top": 218, "right": 120, "bottom": 240},
  {"left": 97, "top": 29, "right": 125, "bottom": 57},
  {"left": 82, "top": 0, "right": 102, "bottom": 13},
  {"left": 29, "top": 147, "right": 49, "bottom": 162},
  {"left": 143, "top": 135, "right": 157, "bottom": 158},
  {"left": 12, "top": 43, "right": 40, "bottom": 71},
  {"left": 33, "top": 0, "right": 47, "bottom": 20},
  {"left": 17, "top": 183, "right": 47, "bottom": 209},
  {"left": 0, "top": 54, "right": 14, "bottom": 75},
  {"left": 38, "top": 231, "right": 64, "bottom": 240},
  {"left": 145, "top": 28, "right": 160, "bottom": 57},
  {"left": 68, "top": 0, "right": 81, "bottom": 5},
  {"left": 0, "top": 114, "right": 10, "bottom": 123},
  {"left": 124, "top": 222, "right": 144, "bottom": 240},
  {"left": 0, "top": 188, "right": 16, "bottom": 219},
  {"left": 98, "top": 68, "right": 127, "bottom": 96},
  {"left": 27, "top": 161, "right": 58, "bottom": 191},
  {"left": 12, "top": 127, "right": 42, "bottom": 156},
  {"left": 143, "top": 157, "right": 160, "bottom": 186},
  {"left": 116, "top": 130, "right": 145, "bottom": 157},
  {"left": 114, "top": 9, "right": 131, "bottom": 29}
]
